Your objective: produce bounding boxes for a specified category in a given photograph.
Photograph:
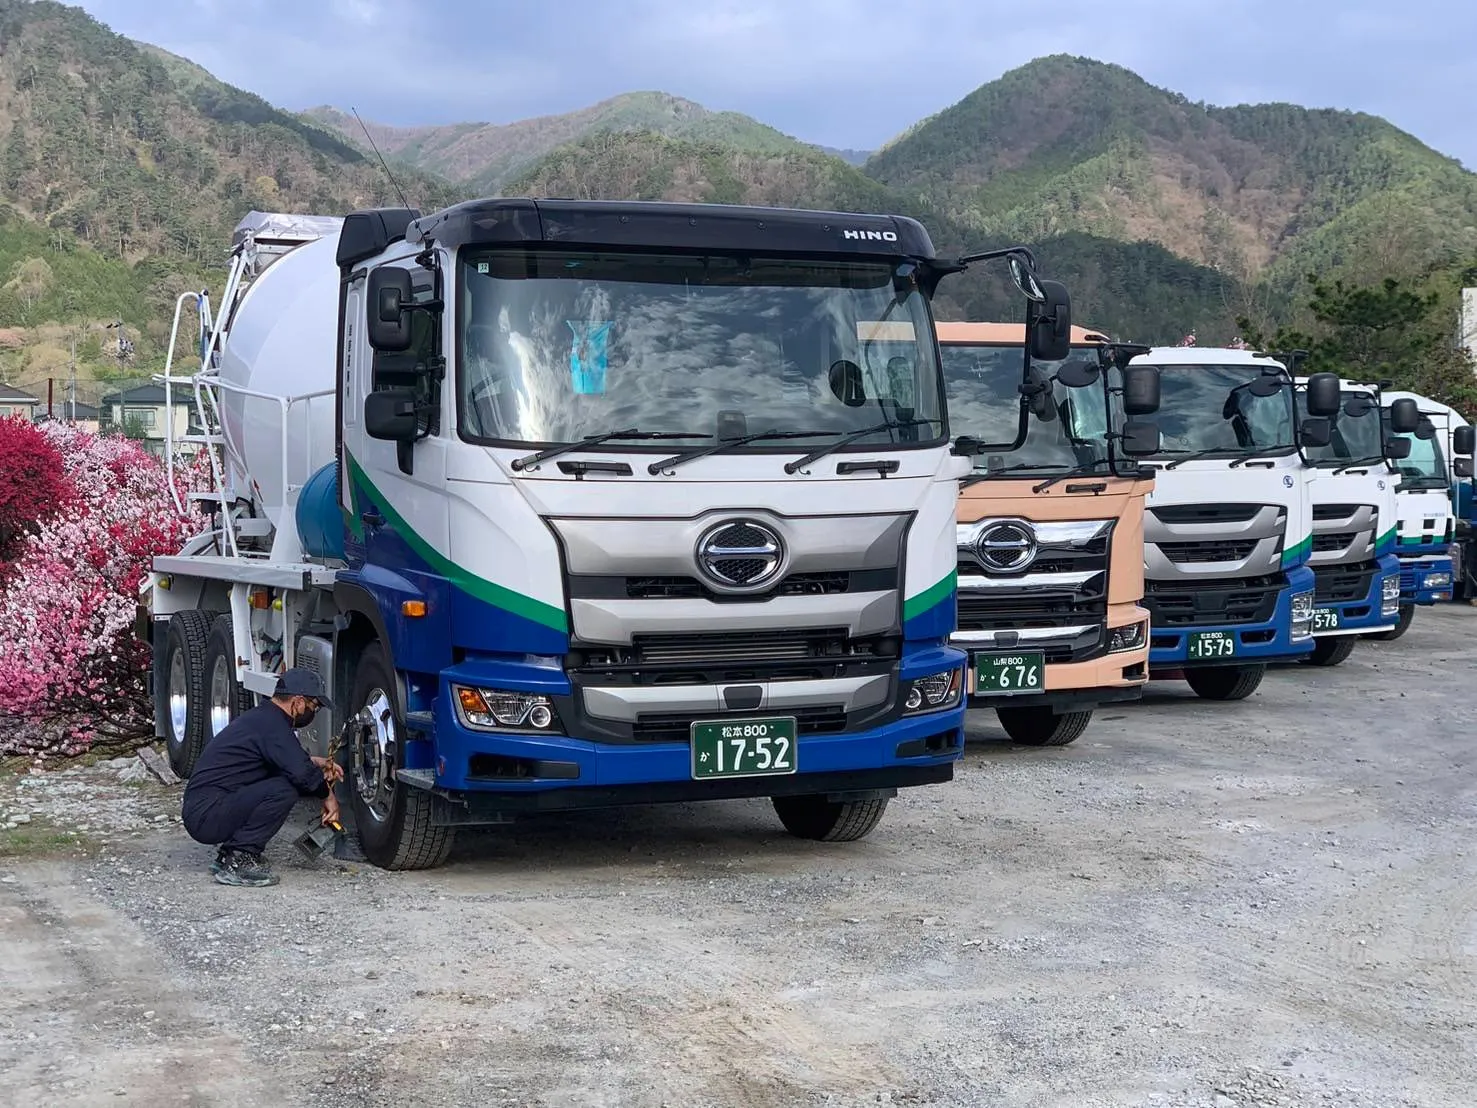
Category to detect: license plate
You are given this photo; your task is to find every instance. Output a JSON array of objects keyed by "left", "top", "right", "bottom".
[
  {"left": 1187, "top": 631, "right": 1237, "bottom": 660},
  {"left": 690, "top": 717, "right": 797, "bottom": 779},
  {"left": 974, "top": 652, "right": 1044, "bottom": 695},
  {"left": 1312, "top": 608, "right": 1341, "bottom": 631}
]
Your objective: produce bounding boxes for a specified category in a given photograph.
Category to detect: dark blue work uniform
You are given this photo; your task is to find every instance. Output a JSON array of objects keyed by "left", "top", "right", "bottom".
[{"left": 182, "top": 702, "right": 330, "bottom": 855}]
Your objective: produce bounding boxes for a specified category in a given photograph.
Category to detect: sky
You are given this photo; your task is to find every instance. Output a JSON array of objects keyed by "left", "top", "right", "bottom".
[{"left": 74, "top": 0, "right": 1477, "bottom": 169}]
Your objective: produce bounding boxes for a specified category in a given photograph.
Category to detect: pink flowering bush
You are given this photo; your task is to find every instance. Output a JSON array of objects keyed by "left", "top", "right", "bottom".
[{"left": 0, "top": 424, "right": 211, "bottom": 757}]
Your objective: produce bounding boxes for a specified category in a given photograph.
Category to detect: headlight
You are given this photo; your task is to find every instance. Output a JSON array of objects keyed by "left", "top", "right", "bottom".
[
  {"left": 1107, "top": 621, "right": 1147, "bottom": 653},
  {"left": 1425, "top": 571, "right": 1452, "bottom": 588},
  {"left": 904, "top": 667, "right": 962, "bottom": 714},
  {"left": 1290, "top": 590, "right": 1313, "bottom": 641},
  {"left": 452, "top": 684, "right": 562, "bottom": 732},
  {"left": 1381, "top": 576, "right": 1401, "bottom": 601}
]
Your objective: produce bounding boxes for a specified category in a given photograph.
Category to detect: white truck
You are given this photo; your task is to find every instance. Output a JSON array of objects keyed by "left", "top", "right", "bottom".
[
  {"left": 1372, "top": 390, "right": 1475, "bottom": 628},
  {"left": 140, "top": 201, "right": 1073, "bottom": 869},
  {"left": 1121, "top": 347, "right": 1343, "bottom": 699},
  {"left": 1291, "top": 377, "right": 1420, "bottom": 663}
]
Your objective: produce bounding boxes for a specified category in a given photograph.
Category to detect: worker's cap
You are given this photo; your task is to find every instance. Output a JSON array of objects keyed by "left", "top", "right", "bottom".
[{"left": 274, "top": 667, "right": 334, "bottom": 708}]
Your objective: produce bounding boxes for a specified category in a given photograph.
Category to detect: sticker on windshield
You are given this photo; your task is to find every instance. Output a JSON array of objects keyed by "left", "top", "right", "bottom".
[{"left": 567, "top": 321, "right": 612, "bottom": 395}]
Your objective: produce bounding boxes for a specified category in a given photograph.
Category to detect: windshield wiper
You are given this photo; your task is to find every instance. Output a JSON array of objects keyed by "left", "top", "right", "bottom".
[
  {"left": 959, "top": 463, "right": 1063, "bottom": 488},
  {"left": 1030, "top": 459, "right": 1111, "bottom": 494},
  {"left": 1228, "top": 446, "right": 1293, "bottom": 468},
  {"left": 1163, "top": 448, "right": 1238, "bottom": 470},
  {"left": 648, "top": 428, "right": 831, "bottom": 475},
  {"left": 783, "top": 418, "right": 938, "bottom": 474},
  {"left": 512, "top": 428, "right": 705, "bottom": 472},
  {"left": 1333, "top": 455, "right": 1385, "bottom": 475}
]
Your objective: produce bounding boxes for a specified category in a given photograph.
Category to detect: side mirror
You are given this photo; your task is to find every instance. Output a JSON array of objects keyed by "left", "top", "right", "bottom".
[
  {"left": 1025, "top": 279, "right": 1072, "bottom": 362},
  {"left": 1384, "top": 436, "right": 1411, "bottom": 461},
  {"left": 1054, "top": 360, "right": 1100, "bottom": 388},
  {"left": 367, "top": 268, "right": 414, "bottom": 352},
  {"left": 1122, "top": 365, "right": 1161, "bottom": 415},
  {"left": 1454, "top": 425, "right": 1475, "bottom": 456},
  {"left": 951, "top": 435, "right": 984, "bottom": 457},
  {"left": 364, "top": 388, "right": 420, "bottom": 441},
  {"left": 1300, "top": 417, "right": 1331, "bottom": 448},
  {"left": 1388, "top": 397, "right": 1420, "bottom": 434},
  {"left": 1304, "top": 372, "right": 1341, "bottom": 418},
  {"left": 828, "top": 359, "right": 867, "bottom": 407},
  {"left": 1456, "top": 457, "right": 1474, "bottom": 478},
  {"left": 1007, "top": 254, "right": 1045, "bottom": 302},
  {"left": 1120, "top": 420, "right": 1161, "bottom": 456}
]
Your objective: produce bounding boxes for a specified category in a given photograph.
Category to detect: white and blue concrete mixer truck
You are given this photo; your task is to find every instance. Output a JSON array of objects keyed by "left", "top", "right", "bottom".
[{"left": 139, "top": 201, "right": 1076, "bottom": 870}]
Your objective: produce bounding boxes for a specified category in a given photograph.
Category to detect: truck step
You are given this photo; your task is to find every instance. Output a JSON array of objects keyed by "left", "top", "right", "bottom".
[
  {"left": 232, "top": 518, "right": 274, "bottom": 537},
  {"left": 179, "top": 433, "right": 225, "bottom": 445},
  {"left": 396, "top": 768, "right": 436, "bottom": 791},
  {"left": 404, "top": 710, "right": 435, "bottom": 735}
]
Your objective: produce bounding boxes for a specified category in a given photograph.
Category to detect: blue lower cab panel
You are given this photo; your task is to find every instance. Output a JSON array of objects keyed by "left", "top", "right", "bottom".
[
  {"left": 422, "top": 647, "right": 968, "bottom": 795},
  {"left": 1148, "top": 565, "right": 1314, "bottom": 667},
  {"left": 1312, "top": 555, "right": 1400, "bottom": 634},
  {"left": 1398, "top": 554, "right": 1454, "bottom": 605}
]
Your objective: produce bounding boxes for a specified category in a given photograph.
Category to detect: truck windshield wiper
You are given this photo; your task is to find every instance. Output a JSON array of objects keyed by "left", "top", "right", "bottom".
[
  {"left": 1228, "top": 446, "right": 1293, "bottom": 468},
  {"left": 648, "top": 428, "right": 832, "bottom": 475},
  {"left": 783, "top": 418, "right": 939, "bottom": 474},
  {"left": 1163, "top": 447, "right": 1236, "bottom": 470},
  {"left": 959, "top": 463, "right": 1062, "bottom": 488},
  {"left": 1029, "top": 459, "right": 1111, "bottom": 494},
  {"left": 1333, "top": 455, "right": 1385, "bottom": 475},
  {"left": 512, "top": 428, "right": 706, "bottom": 472}
]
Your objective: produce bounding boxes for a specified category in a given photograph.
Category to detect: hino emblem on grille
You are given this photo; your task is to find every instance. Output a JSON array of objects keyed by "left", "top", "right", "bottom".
[
  {"left": 976, "top": 520, "right": 1037, "bottom": 572},
  {"left": 696, "top": 519, "right": 785, "bottom": 590}
]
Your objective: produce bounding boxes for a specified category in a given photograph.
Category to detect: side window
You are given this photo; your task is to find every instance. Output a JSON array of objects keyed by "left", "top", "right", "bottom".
[{"left": 370, "top": 263, "right": 441, "bottom": 436}]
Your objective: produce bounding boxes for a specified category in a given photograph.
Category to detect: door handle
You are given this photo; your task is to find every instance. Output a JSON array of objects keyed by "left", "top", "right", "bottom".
[{"left": 360, "top": 511, "right": 385, "bottom": 529}]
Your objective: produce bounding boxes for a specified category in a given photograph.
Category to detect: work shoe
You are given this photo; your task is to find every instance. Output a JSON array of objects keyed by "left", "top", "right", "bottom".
[
  {"left": 213, "top": 849, "right": 280, "bottom": 888},
  {"left": 209, "top": 848, "right": 229, "bottom": 874}
]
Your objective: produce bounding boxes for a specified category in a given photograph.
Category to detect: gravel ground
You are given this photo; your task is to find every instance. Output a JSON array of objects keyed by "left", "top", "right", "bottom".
[{"left": 1, "top": 606, "right": 1475, "bottom": 1107}]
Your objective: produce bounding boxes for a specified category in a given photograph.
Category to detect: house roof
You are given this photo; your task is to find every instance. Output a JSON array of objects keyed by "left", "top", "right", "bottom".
[
  {"left": 0, "top": 384, "right": 39, "bottom": 404},
  {"left": 99, "top": 384, "right": 194, "bottom": 405}
]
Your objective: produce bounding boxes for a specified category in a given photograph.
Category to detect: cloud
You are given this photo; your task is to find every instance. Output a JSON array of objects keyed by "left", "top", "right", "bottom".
[{"left": 75, "top": 0, "right": 1477, "bottom": 167}]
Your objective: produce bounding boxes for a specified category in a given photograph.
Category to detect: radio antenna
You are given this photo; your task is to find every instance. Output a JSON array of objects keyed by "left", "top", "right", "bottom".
[{"left": 351, "top": 106, "right": 412, "bottom": 211}]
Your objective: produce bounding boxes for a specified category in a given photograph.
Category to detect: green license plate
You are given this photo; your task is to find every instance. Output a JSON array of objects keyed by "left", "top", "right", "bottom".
[
  {"left": 1312, "top": 608, "right": 1341, "bottom": 631},
  {"left": 1187, "top": 631, "right": 1237, "bottom": 660},
  {"left": 974, "top": 652, "right": 1044, "bottom": 695},
  {"left": 690, "top": 717, "right": 797, "bottom": 779}
]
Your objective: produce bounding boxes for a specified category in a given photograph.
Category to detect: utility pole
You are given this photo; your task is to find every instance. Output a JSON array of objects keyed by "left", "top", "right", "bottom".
[{"left": 67, "top": 333, "right": 77, "bottom": 423}]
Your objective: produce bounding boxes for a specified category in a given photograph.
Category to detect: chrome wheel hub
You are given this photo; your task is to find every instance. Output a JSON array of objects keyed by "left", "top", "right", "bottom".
[{"left": 352, "top": 688, "right": 397, "bottom": 824}]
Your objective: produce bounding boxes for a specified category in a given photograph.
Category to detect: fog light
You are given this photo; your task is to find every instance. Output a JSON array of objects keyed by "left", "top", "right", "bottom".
[
  {"left": 1425, "top": 572, "right": 1451, "bottom": 588},
  {"left": 1107, "top": 621, "right": 1146, "bottom": 653},
  {"left": 1290, "top": 590, "right": 1313, "bottom": 642},
  {"left": 1381, "top": 575, "right": 1401, "bottom": 601},
  {"left": 903, "top": 668, "right": 962, "bottom": 714},
  {"left": 452, "top": 684, "right": 562, "bottom": 733}
]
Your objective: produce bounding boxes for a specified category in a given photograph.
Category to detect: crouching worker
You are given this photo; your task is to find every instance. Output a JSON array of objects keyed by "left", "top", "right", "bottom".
[{"left": 182, "top": 668, "right": 344, "bottom": 887}]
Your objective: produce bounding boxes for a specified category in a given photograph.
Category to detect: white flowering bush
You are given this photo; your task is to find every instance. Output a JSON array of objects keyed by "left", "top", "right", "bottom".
[{"left": 0, "top": 421, "right": 209, "bottom": 756}]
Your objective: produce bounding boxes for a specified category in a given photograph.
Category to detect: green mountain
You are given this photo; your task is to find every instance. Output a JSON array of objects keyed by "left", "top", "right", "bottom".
[{"left": 303, "top": 91, "right": 816, "bottom": 194}]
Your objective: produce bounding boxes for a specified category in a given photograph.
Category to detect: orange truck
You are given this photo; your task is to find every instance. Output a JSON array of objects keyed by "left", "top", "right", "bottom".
[{"left": 938, "top": 322, "right": 1160, "bottom": 746}]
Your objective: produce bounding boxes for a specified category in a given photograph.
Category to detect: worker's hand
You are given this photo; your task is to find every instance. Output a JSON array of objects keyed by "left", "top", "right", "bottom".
[
  {"left": 311, "top": 756, "right": 344, "bottom": 785},
  {"left": 322, "top": 793, "right": 341, "bottom": 826}
]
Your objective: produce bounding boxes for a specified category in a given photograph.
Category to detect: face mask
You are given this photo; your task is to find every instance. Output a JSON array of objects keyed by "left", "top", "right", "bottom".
[{"left": 292, "top": 702, "right": 318, "bottom": 728}]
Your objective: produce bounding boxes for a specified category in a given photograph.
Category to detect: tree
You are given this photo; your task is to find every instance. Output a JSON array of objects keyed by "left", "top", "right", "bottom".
[
  {"left": 5, "top": 256, "right": 54, "bottom": 313},
  {"left": 1239, "top": 272, "right": 1477, "bottom": 416}
]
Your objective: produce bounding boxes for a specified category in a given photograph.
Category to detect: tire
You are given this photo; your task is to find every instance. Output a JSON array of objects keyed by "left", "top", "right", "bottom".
[
  {"left": 162, "top": 610, "right": 212, "bottom": 778},
  {"left": 1184, "top": 664, "right": 1265, "bottom": 701},
  {"left": 995, "top": 706, "right": 1092, "bottom": 747},
  {"left": 1364, "top": 603, "right": 1414, "bottom": 642},
  {"left": 772, "top": 795, "right": 889, "bottom": 842},
  {"left": 203, "top": 615, "right": 255, "bottom": 745},
  {"left": 1304, "top": 636, "right": 1356, "bottom": 667},
  {"left": 345, "top": 643, "right": 454, "bottom": 871}
]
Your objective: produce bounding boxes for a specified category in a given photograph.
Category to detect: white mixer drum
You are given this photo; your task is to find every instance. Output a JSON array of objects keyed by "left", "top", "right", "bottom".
[{"left": 217, "top": 232, "right": 341, "bottom": 527}]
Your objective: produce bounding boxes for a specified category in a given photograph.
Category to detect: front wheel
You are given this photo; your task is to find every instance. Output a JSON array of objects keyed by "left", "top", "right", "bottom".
[
  {"left": 1364, "top": 603, "right": 1414, "bottom": 642},
  {"left": 1184, "top": 664, "right": 1265, "bottom": 701},
  {"left": 162, "top": 610, "right": 212, "bottom": 778},
  {"left": 772, "top": 795, "right": 888, "bottom": 842},
  {"left": 995, "top": 706, "right": 1092, "bottom": 746},
  {"left": 345, "top": 643, "right": 455, "bottom": 871},
  {"left": 1304, "top": 636, "right": 1356, "bottom": 667}
]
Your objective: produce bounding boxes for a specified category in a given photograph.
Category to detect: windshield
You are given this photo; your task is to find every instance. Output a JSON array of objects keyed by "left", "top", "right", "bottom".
[
  {"left": 1295, "top": 389, "right": 1382, "bottom": 465},
  {"left": 456, "top": 250, "right": 944, "bottom": 450},
  {"left": 1389, "top": 424, "right": 1447, "bottom": 486},
  {"left": 941, "top": 343, "right": 1109, "bottom": 473},
  {"left": 1147, "top": 364, "right": 1295, "bottom": 456}
]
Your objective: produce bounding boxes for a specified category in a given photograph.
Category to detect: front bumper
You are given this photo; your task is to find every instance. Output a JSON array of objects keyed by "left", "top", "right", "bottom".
[
  {"left": 1311, "top": 554, "right": 1401, "bottom": 636},
  {"left": 1397, "top": 553, "right": 1454, "bottom": 605},
  {"left": 1147, "top": 565, "right": 1316, "bottom": 668},
  {"left": 958, "top": 602, "right": 1149, "bottom": 711},
  {"left": 408, "top": 649, "right": 967, "bottom": 796}
]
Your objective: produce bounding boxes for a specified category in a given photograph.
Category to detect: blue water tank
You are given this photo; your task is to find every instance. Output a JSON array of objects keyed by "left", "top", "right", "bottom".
[{"left": 296, "top": 462, "right": 345, "bottom": 560}]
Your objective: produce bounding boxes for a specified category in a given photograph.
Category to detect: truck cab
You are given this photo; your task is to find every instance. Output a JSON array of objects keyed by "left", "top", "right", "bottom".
[
  {"left": 937, "top": 322, "right": 1159, "bottom": 746},
  {"left": 1291, "top": 378, "right": 1418, "bottom": 663},
  {"left": 1122, "top": 348, "right": 1342, "bottom": 701}
]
